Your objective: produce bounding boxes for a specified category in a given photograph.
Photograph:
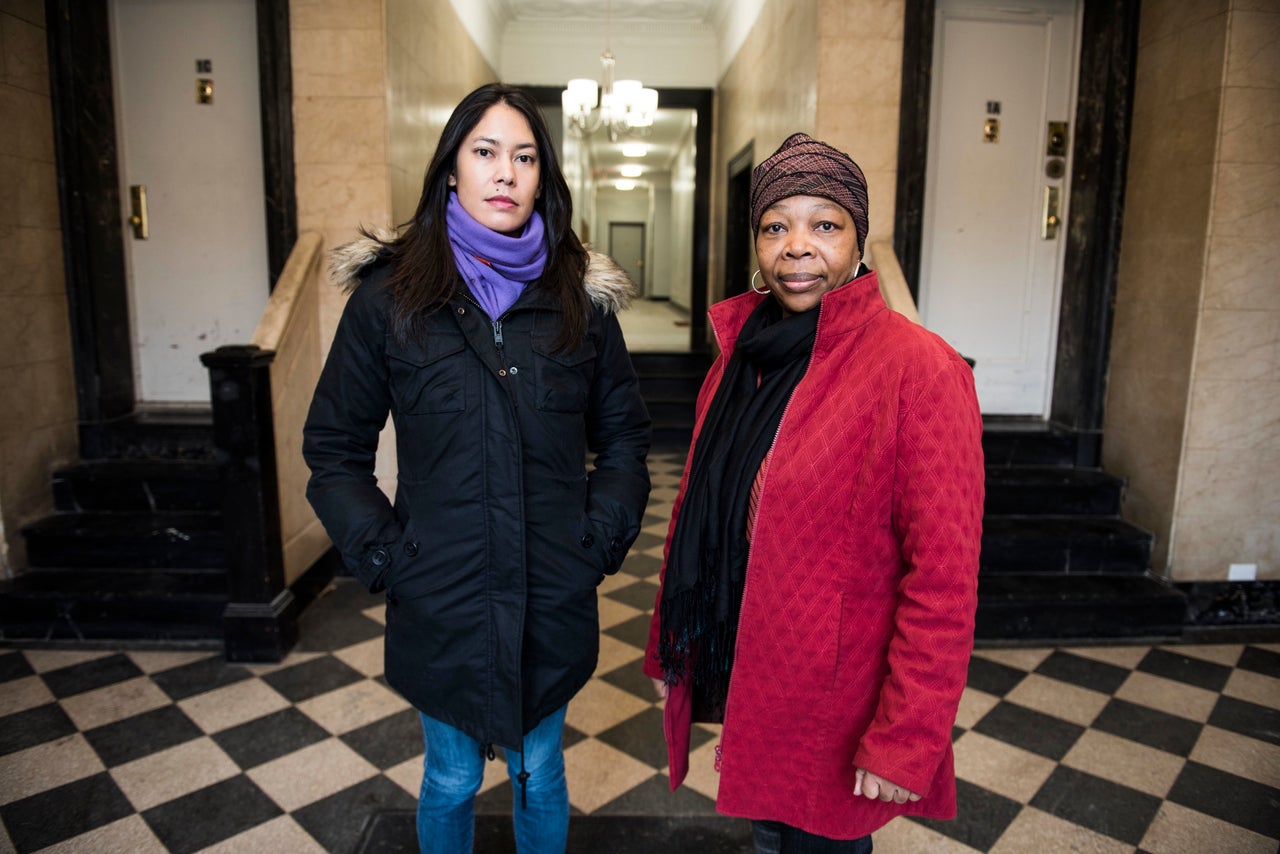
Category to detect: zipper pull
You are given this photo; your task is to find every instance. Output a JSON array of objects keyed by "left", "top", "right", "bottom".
[
  {"left": 714, "top": 743, "right": 723, "bottom": 773},
  {"left": 492, "top": 319, "right": 504, "bottom": 348}
]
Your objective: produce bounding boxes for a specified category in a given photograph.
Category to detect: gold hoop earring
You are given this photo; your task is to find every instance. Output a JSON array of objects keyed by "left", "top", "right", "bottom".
[{"left": 751, "top": 270, "right": 769, "bottom": 295}]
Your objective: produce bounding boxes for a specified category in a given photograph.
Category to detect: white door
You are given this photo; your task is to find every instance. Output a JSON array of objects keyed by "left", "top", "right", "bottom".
[
  {"left": 918, "top": 0, "right": 1081, "bottom": 415},
  {"left": 111, "top": 0, "right": 269, "bottom": 403}
]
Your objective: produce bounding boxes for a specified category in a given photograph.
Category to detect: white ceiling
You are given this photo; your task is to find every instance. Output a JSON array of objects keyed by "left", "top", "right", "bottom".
[{"left": 495, "top": 1, "right": 723, "bottom": 24}]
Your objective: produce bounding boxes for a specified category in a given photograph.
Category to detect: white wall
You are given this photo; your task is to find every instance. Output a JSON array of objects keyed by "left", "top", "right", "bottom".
[{"left": 669, "top": 122, "right": 697, "bottom": 311}]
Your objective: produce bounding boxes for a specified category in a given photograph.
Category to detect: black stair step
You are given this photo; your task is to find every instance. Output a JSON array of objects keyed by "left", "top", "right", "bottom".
[
  {"left": 982, "top": 421, "right": 1098, "bottom": 468},
  {"left": 976, "top": 574, "right": 1185, "bottom": 641},
  {"left": 0, "top": 568, "right": 227, "bottom": 643},
  {"left": 652, "top": 422, "right": 696, "bottom": 449},
  {"left": 630, "top": 352, "right": 714, "bottom": 375},
  {"left": 22, "top": 512, "right": 226, "bottom": 570},
  {"left": 53, "top": 459, "right": 220, "bottom": 513},
  {"left": 981, "top": 516, "right": 1152, "bottom": 575},
  {"left": 644, "top": 397, "right": 697, "bottom": 424},
  {"left": 984, "top": 467, "right": 1122, "bottom": 516},
  {"left": 636, "top": 372, "right": 705, "bottom": 398},
  {"left": 79, "top": 409, "right": 215, "bottom": 461}
]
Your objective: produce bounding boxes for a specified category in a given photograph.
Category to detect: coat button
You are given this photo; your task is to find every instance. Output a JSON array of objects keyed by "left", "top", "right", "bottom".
[
  {"left": 404, "top": 541, "right": 419, "bottom": 557},
  {"left": 498, "top": 369, "right": 507, "bottom": 377},
  {"left": 456, "top": 306, "right": 465, "bottom": 315},
  {"left": 609, "top": 536, "right": 623, "bottom": 553},
  {"left": 370, "top": 547, "right": 390, "bottom": 567},
  {"left": 580, "top": 533, "right": 594, "bottom": 549}
]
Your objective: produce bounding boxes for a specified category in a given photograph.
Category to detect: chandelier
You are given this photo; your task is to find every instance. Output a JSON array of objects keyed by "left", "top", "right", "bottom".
[{"left": 561, "top": 0, "right": 658, "bottom": 141}]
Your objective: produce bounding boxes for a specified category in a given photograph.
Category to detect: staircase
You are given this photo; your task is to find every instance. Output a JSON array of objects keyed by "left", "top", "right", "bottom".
[
  {"left": 977, "top": 420, "right": 1184, "bottom": 641},
  {"left": 0, "top": 411, "right": 229, "bottom": 646},
  {"left": 631, "top": 351, "right": 712, "bottom": 449},
  {"left": 629, "top": 353, "right": 1186, "bottom": 643}
]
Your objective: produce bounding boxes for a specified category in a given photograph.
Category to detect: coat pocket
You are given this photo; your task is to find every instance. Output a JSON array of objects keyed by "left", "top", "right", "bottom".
[
  {"left": 531, "top": 335, "right": 596, "bottom": 413},
  {"left": 386, "top": 332, "right": 468, "bottom": 414}
]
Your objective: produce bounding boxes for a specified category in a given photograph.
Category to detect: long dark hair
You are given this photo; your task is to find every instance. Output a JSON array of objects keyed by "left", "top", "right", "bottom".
[{"left": 372, "top": 83, "right": 590, "bottom": 350}]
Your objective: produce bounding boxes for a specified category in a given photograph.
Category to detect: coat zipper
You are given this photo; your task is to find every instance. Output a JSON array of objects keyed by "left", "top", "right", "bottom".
[
  {"left": 715, "top": 299, "right": 826, "bottom": 776},
  {"left": 456, "top": 292, "right": 526, "bottom": 746}
]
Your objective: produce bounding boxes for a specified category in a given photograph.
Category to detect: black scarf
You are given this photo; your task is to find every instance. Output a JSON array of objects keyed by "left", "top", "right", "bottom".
[{"left": 658, "top": 297, "right": 819, "bottom": 721}]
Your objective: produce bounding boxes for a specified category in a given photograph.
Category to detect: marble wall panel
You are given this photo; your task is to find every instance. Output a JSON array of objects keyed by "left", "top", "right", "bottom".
[
  {"left": 1138, "top": 0, "right": 1228, "bottom": 46},
  {"left": 1224, "top": 9, "right": 1280, "bottom": 88},
  {"left": 1204, "top": 235, "right": 1280, "bottom": 310},
  {"left": 708, "top": 0, "right": 820, "bottom": 307},
  {"left": 0, "top": 6, "right": 76, "bottom": 574},
  {"left": 1168, "top": 1, "right": 1280, "bottom": 581},
  {"left": 1218, "top": 85, "right": 1280, "bottom": 163}
]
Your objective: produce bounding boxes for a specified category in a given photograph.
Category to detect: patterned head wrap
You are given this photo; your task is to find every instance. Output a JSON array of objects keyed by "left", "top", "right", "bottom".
[{"left": 750, "top": 132, "right": 869, "bottom": 253}]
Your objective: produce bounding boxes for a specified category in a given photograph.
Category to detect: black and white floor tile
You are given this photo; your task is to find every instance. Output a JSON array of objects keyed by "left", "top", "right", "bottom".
[{"left": 1, "top": 451, "right": 1278, "bottom": 852}]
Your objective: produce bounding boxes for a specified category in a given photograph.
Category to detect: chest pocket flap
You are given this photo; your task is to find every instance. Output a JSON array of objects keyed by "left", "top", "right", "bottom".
[
  {"left": 386, "top": 332, "right": 468, "bottom": 414},
  {"left": 531, "top": 334, "right": 598, "bottom": 413}
]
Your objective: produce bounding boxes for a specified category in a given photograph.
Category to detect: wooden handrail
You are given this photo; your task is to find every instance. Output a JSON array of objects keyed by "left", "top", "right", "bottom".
[
  {"left": 253, "top": 231, "right": 323, "bottom": 350},
  {"left": 867, "top": 239, "right": 922, "bottom": 325}
]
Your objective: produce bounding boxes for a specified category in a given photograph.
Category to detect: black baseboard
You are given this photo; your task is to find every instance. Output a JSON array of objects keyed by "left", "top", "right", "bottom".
[
  {"left": 1179, "top": 580, "right": 1280, "bottom": 642},
  {"left": 223, "top": 547, "right": 340, "bottom": 662}
]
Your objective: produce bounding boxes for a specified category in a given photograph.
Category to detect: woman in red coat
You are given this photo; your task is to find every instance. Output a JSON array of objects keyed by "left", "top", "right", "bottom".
[{"left": 644, "top": 133, "right": 984, "bottom": 852}]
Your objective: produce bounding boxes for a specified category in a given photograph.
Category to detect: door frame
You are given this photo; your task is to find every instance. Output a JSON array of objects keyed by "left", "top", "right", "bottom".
[
  {"left": 526, "top": 86, "right": 713, "bottom": 353},
  {"left": 46, "top": 0, "right": 296, "bottom": 423},
  {"left": 724, "top": 142, "right": 754, "bottom": 301},
  {"left": 893, "top": 0, "right": 1140, "bottom": 433}
]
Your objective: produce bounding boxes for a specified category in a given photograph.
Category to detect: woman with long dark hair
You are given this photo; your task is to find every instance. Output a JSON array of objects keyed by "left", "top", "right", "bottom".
[{"left": 304, "top": 83, "right": 651, "bottom": 853}]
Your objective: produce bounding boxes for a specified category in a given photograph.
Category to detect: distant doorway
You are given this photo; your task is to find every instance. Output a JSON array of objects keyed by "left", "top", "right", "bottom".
[
  {"left": 609, "top": 222, "right": 646, "bottom": 296},
  {"left": 724, "top": 143, "right": 754, "bottom": 301}
]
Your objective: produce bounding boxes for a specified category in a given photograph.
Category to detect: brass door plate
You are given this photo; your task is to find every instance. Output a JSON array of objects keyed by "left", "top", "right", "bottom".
[
  {"left": 197, "top": 78, "right": 214, "bottom": 105},
  {"left": 983, "top": 118, "right": 999, "bottom": 143}
]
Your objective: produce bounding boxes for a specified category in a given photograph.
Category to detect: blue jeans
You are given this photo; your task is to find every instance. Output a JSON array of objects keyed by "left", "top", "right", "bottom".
[
  {"left": 417, "top": 706, "right": 569, "bottom": 854},
  {"left": 752, "top": 821, "right": 873, "bottom": 854}
]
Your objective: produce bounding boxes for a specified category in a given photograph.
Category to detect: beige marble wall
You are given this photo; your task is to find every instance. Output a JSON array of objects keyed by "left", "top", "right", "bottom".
[
  {"left": 292, "top": 0, "right": 493, "bottom": 345},
  {"left": 1170, "top": 0, "right": 1280, "bottom": 581},
  {"left": 291, "top": 0, "right": 390, "bottom": 342},
  {"left": 1105, "top": 0, "right": 1279, "bottom": 581},
  {"left": 386, "top": 0, "right": 495, "bottom": 227},
  {"left": 710, "top": 0, "right": 819, "bottom": 307},
  {"left": 815, "top": 0, "right": 905, "bottom": 247},
  {"left": 0, "top": 0, "right": 78, "bottom": 574}
]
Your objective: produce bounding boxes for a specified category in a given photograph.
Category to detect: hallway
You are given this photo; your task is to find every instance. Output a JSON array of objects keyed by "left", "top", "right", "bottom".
[{"left": 0, "top": 450, "right": 1277, "bottom": 852}]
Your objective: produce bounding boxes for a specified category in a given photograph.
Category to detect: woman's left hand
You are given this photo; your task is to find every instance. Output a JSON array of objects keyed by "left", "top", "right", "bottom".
[{"left": 854, "top": 768, "right": 921, "bottom": 804}]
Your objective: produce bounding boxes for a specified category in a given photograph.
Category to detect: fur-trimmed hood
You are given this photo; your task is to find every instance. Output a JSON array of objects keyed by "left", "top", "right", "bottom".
[{"left": 329, "top": 233, "right": 635, "bottom": 315}]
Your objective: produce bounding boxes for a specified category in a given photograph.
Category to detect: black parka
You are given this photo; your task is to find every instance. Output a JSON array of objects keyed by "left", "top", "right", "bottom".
[{"left": 303, "top": 240, "right": 651, "bottom": 750}]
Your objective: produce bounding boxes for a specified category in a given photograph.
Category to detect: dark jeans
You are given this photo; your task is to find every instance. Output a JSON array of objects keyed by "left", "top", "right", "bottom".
[{"left": 751, "top": 821, "right": 873, "bottom": 854}]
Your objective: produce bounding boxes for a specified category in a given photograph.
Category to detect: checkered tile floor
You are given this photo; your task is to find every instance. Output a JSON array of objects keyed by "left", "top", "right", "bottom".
[{"left": 1, "top": 451, "right": 1278, "bottom": 853}]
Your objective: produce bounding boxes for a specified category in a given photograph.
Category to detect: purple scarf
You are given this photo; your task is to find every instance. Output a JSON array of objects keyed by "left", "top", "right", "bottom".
[{"left": 445, "top": 193, "right": 548, "bottom": 320}]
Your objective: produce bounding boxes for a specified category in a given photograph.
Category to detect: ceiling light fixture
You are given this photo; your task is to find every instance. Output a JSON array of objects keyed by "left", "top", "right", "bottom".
[
  {"left": 614, "top": 179, "right": 637, "bottom": 191},
  {"left": 619, "top": 164, "right": 643, "bottom": 178},
  {"left": 621, "top": 143, "right": 648, "bottom": 158},
  {"left": 561, "top": 0, "right": 659, "bottom": 141}
]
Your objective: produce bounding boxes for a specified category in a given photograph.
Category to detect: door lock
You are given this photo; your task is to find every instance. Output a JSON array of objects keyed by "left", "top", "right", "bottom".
[
  {"left": 129, "top": 184, "right": 149, "bottom": 239},
  {"left": 1042, "top": 186, "right": 1060, "bottom": 240}
]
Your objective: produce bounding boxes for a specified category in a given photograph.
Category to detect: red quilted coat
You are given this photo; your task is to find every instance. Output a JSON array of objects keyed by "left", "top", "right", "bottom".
[{"left": 644, "top": 271, "right": 984, "bottom": 839}]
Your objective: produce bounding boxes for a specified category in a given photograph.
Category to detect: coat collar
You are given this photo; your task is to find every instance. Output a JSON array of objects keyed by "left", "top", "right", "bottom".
[
  {"left": 708, "top": 270, "right": 887, "bottom": 358},
  {"left": 328, "top": 233, "right": 635, "bottom": 315}
]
